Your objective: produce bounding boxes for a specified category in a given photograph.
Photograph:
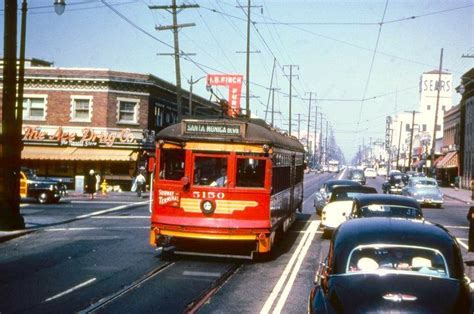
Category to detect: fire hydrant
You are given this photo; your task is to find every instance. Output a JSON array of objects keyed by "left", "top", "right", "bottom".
[{"left": 101, "top": 179, "right": 108, "bottom": 195}]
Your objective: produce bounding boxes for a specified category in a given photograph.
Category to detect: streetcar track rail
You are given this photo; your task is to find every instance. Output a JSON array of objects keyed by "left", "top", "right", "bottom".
[
  {"left": 184, "top": 263, "right": 242, "bottom": 314},
  {"left": 80, "top": 261, "right": 175, "bottom": 313}
]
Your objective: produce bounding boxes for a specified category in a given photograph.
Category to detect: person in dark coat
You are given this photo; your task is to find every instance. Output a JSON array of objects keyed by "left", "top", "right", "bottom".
[
  {"left": 85, "top": 169, "right": 97, "bottom": 200},
  {"left": 467, "top": 206, "right": 474, "bottom": 252}
]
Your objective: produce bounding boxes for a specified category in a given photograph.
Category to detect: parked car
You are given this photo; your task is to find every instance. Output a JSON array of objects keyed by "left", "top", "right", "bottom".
[
  {"left": 20, "top": 168, "right": 64, "bottom": 204},
  {"left": 308, "top": 218, "right": 472, "bottom": 313},
  {"left": 402, "top": 177, "right": 444, "bottom": 208},
  {"left": 314, "top": 179, "right": 362, "bottom": 215},
  {"left": 349, "top": 194, "right": 423, "bottom": 220},
  {"left": 382, "top": 173, "right": 405, "bottom": 194},
  {"left": 349, "top": 169, "right": 366, "bottom": 185},
  {"left": 364, "top": 167, "right": 377, "bottom": 179},
  {"left": 320, "top": 186, "right": 377, "bottom": 238}
]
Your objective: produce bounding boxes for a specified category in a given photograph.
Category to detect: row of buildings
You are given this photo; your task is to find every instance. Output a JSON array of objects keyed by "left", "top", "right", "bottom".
[
  {"left": 387, "top": 68, "right": 473, "bottom": 189},
  {"left": 0, "top": 59, "right": 224, "bottom": 190}
]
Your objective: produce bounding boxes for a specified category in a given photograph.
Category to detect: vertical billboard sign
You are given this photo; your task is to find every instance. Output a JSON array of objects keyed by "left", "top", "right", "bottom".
[{"left": 207, "top": 74, "right": 243, "bottom": 117}]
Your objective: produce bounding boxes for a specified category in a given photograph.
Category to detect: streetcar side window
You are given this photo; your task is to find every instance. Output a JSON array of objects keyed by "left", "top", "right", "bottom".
[
  {"left": 236, "top": 158, "right": 266, "bottom": 188},
  {"left": 159, "top": 149, "right": 185, "bottom": 180},
  {"left": 193, "top": 156, "right": 228, "bottom": 187}
]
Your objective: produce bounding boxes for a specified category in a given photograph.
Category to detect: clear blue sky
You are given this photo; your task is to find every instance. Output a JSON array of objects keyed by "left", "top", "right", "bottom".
[{"left": 2, "top": 0, "right": 473, "bottom": 160}]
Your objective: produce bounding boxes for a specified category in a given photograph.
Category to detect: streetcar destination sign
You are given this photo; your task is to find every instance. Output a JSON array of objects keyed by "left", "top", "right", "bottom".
[{"left": 184, "top": 122, "right": 242, "bottom": 136}]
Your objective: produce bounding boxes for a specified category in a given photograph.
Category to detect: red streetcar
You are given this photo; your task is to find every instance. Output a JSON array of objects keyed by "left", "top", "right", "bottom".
[{"left": 149, "top": 118, "right": 304, "bottom": 257}]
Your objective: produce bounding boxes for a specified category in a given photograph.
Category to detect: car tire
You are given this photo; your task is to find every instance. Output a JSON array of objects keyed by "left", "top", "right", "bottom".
[
  {"left": 37, "top": 192, "right": 51, "bottom": 204},
  {"left": 436, "top": 204, "right": 442, "bottom": 209}
]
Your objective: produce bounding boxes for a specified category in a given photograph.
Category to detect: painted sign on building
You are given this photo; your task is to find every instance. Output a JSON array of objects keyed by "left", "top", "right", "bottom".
[
  {"left": 419, "top": 72, "right": 453, "bottom": 99},
  {"left": 23, "top": 125, "right": 140, "bottom": 148}
]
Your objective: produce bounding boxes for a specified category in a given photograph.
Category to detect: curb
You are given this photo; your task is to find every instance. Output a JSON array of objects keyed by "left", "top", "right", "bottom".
[
  {"left": 0, "top": 229, "right": 36, "bottom": 244},
  {"left": 444, "top": 194, "right": 472, "bottom": 205}
]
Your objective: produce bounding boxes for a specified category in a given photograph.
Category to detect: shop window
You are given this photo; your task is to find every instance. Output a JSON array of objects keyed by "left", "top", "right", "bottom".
[
  {"left": 71, "top": 96, "right": 92, "bottom": 122},
  {"left": 422, "top": 124, "right": 427, "bottom": 132},
  {"left": 23, "top": 95, "right": 47, "bottom": 120},
  {"left": 427, "top": 105, "right": 431, "bottom": 110},
  {"left": 436, "top": 124, "right": 441, "bottom": 131},
  {"left": 236, "top": 158, "right": 265, "bottom": 188},
  {"left": 405, "top": 124, "right": 411, "bottom": 132},
  {"left": 117, "top": 98, "right": 139, "bottom": 124}
]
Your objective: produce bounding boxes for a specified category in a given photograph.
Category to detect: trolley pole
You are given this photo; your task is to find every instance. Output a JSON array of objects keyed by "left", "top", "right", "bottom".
[{"left": 313, "top": 105, "right": 318, "bottom": 166}]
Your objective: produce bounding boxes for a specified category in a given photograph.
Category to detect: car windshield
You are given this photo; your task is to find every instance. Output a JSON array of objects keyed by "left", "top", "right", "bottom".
[
  {"left": 359, "top": 204, "right": 421, "bottom": 219},
  {"left": 351, "top": 172, "right": 363, "bottom": 179},
  {"left": 414, "top": 180, "right": 437, "bottom": 186},
  {"left": 346, "top": 245, "right": 448, "bottom": 278},
  {"left": 332, "top": 191, "right": 368, "bottom": 202},
  {"left": 389, "top": 176, "right": 403, "bottom": 184}
]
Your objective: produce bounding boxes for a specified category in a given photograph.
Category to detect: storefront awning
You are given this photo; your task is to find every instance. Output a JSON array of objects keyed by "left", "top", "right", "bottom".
[
  {"left": 21, "top": 146, "right": 138, "bottom": 161},
  {"left": 435, "top": 151, "right": 458, "bottom": 169}
]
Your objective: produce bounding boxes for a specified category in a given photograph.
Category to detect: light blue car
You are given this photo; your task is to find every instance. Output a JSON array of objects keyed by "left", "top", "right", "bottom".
[{"left": 402, "top": 177, "right": 444, "bottom": 208}]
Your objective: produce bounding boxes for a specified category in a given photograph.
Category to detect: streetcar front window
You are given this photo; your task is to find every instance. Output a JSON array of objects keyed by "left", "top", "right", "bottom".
[
  {"left": 159, "top": 149, "right": 185, "bottom": 180},
  {"left": 236, "top": 158, "right": 266, "bottom": 188},
  {"left": 193, "top": 156, "right": 228, "bottom": 187}
]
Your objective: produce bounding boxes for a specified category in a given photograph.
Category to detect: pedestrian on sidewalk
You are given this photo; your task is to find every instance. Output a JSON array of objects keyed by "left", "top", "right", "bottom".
[
  {"left": 467, "top": 206, "right": 474, "bottom": 252},
  {"left": 135, "top": 172, "right": 146, "bottom": 198},
  {"left": 85, "top": 169, "right": 97, "bottom": 200}
]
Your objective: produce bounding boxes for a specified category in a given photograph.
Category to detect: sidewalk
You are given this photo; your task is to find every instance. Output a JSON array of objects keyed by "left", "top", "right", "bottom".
[
  {"left": 64, "top": 190, "right": 150, "bottom": 201},
  {"left": 0, "top": 190, "right": 150, "bottom": 243},
  {"left": 440, "top": 187, "right": 473, "bottom": 205}
]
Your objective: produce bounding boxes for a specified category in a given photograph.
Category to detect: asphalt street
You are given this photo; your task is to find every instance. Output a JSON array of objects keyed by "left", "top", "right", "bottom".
[{"left": 1, "top": 171, "right": 473, "bottom": 313}]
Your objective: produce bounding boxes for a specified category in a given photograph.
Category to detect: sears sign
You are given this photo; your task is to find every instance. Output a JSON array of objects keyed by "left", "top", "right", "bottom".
[{"left": 419, "top": 72, "right": 452, "bottom": 98}]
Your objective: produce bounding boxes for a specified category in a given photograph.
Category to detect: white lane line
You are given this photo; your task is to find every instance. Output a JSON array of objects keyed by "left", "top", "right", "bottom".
[
  {"left": 91, "top": 215, "right": 149, "bottom": 219},
  {"left": 183, "top": 271, "right": 221, "bottom": 278},
  {"left": 44, "top": 278, "right": 96, "bottom": 302},
  {"left": 260, "top": 220, "right": 320, "bottom": 314},
  {"left": 75, "top": 201, "right": 149, "bottom": 219},
  {"left": 274, "top": 220, "right": 320, "bottom": 313},
  {"left": 45, "top": 227, "right": 149, "bottom": 231},
  {"left": 444, "top": 225, "right": 469, "bottom": 229},
  {"left": 457, "top": 238, "right": 469, "bottom": 250}
]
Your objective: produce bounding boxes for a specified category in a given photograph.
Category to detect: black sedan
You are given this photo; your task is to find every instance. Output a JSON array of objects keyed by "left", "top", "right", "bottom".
[
  {"left": 350, "top": 194, "right": 423, "bottom": 220},
  {"left": 382, "top": 173, "right": 405, "bottom": 194},
  {"left": 314, "top": 179, "right": 362, "bottom": 215},
  {"left": 308, "top": 218, "right": 472, "bottom": 313}
]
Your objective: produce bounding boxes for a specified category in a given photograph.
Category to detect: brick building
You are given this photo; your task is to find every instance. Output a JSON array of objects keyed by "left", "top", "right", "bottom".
[
  {"left": 436, "top": 105, "right": 461, "bottom": 186},
  {"left": 459, "top": 68, "right": 474, "bottom": 189},
  {"left": 0, "top": 59, "right": 221, "bottom": 189}
]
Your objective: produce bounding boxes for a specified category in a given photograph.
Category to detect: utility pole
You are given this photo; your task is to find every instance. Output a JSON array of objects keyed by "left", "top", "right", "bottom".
[
  {"left": 1, "top": 0, "right": 25, "bottom": 230},
  {"left": 325, "top": 120, "right": 329, "bottom": 163},
  {"left": 150, "top": 1, "right": 198, "bottom": 123},
  {"left": 303, "top": 92, "right": 315, "bottom": 155},
  {"left": 405, "top": 110, "right": 420, "bottom": 171},
  {"left": 430, "top": 48, "right": 444, "bottom": 176},
  {"left": 297, "top": 114, "right": 301, "bottom": 140},
  {"left": 313, "top": 105, "right": 318, "bottom": 166},
  {"left": 396, "top": 121, "right": 402, "bottom": 170},
  {"left": 319, "top": 112, "right": 323, "bottom": 164},
  {"left": 283, "top": 65, "right": 298, "bottom": 136}
]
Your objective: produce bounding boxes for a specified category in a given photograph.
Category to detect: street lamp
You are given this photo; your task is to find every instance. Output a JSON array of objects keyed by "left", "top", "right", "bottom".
[
  {"left": 54, "top": 0, "right": 66, "bottom": 15},
  {"left": 187, "top": 75, "right": 207, "bottom": 116}
]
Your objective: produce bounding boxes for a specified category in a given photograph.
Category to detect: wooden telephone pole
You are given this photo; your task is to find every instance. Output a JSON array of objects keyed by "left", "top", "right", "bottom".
[{"left": 150, "top": 1, "right": 198, "bottom": 122}]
